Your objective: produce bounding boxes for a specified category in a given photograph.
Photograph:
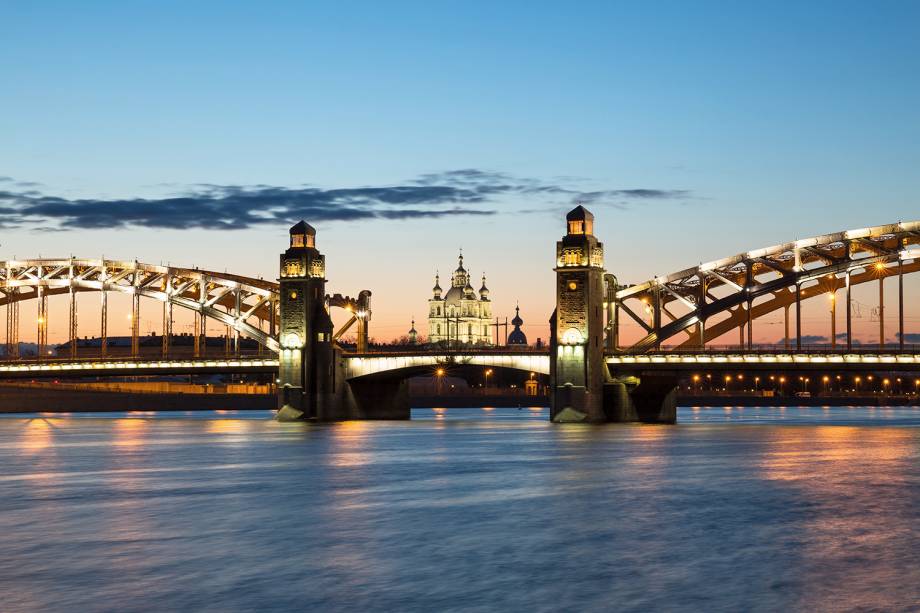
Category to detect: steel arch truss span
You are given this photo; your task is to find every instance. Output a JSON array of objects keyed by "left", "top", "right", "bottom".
[
  {"left": 612, "top": 221, "right": 920, "bottom": 353},
  {"left": 0, "top": 259, "right": 281, "bottom": 353}
]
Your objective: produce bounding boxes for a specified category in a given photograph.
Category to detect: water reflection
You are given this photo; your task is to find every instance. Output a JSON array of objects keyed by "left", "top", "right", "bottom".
[
  {"left": 0, "top": 408, "right": 919, "bottom": 611},
  {"left": 758, "top": 426, "right": 919, "bottom": 610}
]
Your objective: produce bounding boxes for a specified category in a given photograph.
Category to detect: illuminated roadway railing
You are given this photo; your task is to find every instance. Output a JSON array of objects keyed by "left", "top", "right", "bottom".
[
  {"left": 0, "top": 357, "right": 279, "bottom": 377},
  {"left": 343, "top": 351, "right": 552, "bottom": 379},
  {"left": 607, "top": 353, "right": 920, "bottom": 371}
]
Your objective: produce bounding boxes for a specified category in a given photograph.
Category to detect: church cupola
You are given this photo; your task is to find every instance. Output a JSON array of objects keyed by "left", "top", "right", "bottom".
[
  {"left": 432, "top": 273, "right": 442, "bottom": 299},
  {"left": 479, "top": 274, "right": 489, "bottom": 300},
  {"left": 408, "top": 318, "right": 418, "bottom": 344},
  {"left": 452, "top": 251, "right": 469, "bottom": 287},
  {"left": 289, "top": 220, "right": 316, "bottom": 249},
  {"left": 508, "top": 303, "right": 528, "bottom": 346}
]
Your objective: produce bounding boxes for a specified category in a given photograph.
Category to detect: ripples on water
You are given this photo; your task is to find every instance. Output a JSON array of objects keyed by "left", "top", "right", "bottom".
[{"left": 2, "top": 407, "right": 920, "bottom": 612}]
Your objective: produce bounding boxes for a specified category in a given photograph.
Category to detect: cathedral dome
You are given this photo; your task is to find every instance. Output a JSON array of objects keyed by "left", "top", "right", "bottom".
[
  {"left": 479, "top": 274, "right": 489, "bottom": 299},
  {"left": 443, "top": 285, "right": 465, "bottom": 304},
  {"left": 432, "top": 273, "right": 442, "bottom": 299}
]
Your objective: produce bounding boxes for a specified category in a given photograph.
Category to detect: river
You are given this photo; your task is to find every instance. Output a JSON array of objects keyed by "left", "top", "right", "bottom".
[{"left": 2, "top": 407, "right": 920, "bottom": 612}]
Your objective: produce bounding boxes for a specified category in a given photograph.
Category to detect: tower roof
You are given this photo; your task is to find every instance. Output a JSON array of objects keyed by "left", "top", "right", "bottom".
[
  {"left": 290, "top": 220, "right": 316, "bottom": 236},
  {"left": 566, "top": 205, "right": 594, "bottom": 223}
]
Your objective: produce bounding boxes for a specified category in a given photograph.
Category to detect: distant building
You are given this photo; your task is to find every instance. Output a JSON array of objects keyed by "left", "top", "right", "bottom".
[
  {"left": 428, "top": 252, "right": 492, "bottom": 345},
  {"left": 507, "top": 304, "right": 528, "bottom": 346},
  {"left": 408, "top": 318, "right": 418, "bottom": 345}
]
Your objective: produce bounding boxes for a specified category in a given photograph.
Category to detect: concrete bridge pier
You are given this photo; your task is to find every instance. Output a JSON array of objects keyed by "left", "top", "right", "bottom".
[{"left": 603, "top": 375, "right": 677, "bottom": 424}]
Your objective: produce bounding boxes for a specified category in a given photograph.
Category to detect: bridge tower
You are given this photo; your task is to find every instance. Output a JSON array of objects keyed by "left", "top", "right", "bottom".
[
  {"left": 276, "top": 221, "right": 335, "bottom": 421},
  {"left": 550, "top": 205, "right": 608, "bottom": 422}
]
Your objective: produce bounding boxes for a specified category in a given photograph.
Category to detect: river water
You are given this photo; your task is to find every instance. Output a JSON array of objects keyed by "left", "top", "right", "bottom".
[{"left": 2, "top": 407, "right": 920, "bottom": 612}]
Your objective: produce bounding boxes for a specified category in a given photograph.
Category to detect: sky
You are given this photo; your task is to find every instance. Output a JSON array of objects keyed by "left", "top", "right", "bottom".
[{"left": 1, "top": 1, "right": 919, "bottom": 344}]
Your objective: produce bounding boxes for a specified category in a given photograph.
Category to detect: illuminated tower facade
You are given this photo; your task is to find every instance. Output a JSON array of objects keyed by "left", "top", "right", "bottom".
[
  {"left": 277, "top": 221, "right": 334, "bottom": 419},
  {"left": 550, "top": 205, "right": 607, "bottom": 422}
]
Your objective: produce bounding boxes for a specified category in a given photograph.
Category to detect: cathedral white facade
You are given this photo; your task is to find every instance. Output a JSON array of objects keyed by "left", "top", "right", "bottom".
[{"left": 428, "top": 253, "right": 492, "bottom": 345}]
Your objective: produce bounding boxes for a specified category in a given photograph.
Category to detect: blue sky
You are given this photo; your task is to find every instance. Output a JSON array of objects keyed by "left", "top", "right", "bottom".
[{"left": 2, "top": 1, "right": 919, "bottom": 342}]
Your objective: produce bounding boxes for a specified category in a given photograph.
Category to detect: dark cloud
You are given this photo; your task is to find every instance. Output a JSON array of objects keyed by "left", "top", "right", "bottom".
[
  {"left": 777, "top": 335, "right": 828, "bottom": 344},
  {"left": 0, "top": 170, "right": 691, "bottom": 231}
]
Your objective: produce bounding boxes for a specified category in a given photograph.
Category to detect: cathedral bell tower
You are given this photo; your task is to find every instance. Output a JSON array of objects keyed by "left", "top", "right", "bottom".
[
  {"left": 550, "top": 205, "right": 607, "bottom": 422},
  {"left": 277, "top": 221, "right": 334, "bottom": 420}
]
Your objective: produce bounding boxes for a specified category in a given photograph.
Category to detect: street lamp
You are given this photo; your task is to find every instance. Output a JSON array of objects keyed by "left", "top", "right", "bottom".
[
  {"left": 484, "top": 368, "right": 493, "bottom": 389},
  {"left": 435, "top": 368, "right": 445, "bottom": 395}
]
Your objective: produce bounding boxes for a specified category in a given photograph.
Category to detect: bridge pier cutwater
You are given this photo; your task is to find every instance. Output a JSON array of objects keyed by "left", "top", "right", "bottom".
[{"left": 550, "top": 206, "right": 677, "bottom": 423}]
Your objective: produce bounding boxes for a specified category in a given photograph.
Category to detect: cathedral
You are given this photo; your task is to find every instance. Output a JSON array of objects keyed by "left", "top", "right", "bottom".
[{"left": 428, "top": 252, "right": 493, "bottom": 345}]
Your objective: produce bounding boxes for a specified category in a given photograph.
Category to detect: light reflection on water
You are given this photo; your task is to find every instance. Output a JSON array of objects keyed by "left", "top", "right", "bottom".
[{"left": 1, "top": 407, "right": 920, "bottom": 611}]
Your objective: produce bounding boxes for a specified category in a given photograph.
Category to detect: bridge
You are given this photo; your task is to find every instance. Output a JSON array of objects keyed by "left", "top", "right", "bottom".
[{"left": 0, "top": 209, "right": 917, "bottom": 422}]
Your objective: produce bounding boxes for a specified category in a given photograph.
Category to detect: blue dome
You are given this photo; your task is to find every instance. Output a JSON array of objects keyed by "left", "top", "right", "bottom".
[{"left": 508, "top": 329, "right": 528, "bottom": 345}]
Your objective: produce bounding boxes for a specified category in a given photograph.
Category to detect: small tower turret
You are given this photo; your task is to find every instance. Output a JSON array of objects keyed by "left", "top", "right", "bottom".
[
  {"left": 479, "top": 274, "right": 489, "bottom": 300},
  {"left": 432, "top": 273, "right": 442, "bottom": 299},
  {"left": 408, "top": 318, "right": 418, "bottom": 345}
]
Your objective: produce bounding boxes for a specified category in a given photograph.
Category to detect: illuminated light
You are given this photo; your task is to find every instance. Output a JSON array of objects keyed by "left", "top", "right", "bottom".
[
  {"left": 875, "top": 262, "right": 886, "bottom": 271},
  {"left": 845, "top": 227, "right": 872, "bottom": 240},
  {"left": 568, "top": 281, "right": 578, "bottom": 291},
  {"left": 282, "top": 333, "right": 303, "bottom": 349},
  {"left": 561, "top": 327, "right": 583, "bottom": 345}
]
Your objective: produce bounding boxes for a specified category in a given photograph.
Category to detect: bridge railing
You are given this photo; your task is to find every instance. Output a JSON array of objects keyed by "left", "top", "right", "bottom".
[
  {"left": 623, "top": 344, "right": 920, "bottom": 355},
  {"left": 344, "top": 345, "right": 549, "bottom": 356},
  {"left": 0, "top": 351, "right": 274, "bottom": 365}
]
